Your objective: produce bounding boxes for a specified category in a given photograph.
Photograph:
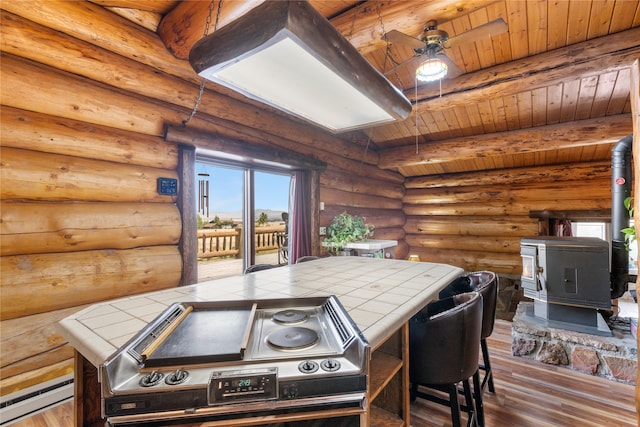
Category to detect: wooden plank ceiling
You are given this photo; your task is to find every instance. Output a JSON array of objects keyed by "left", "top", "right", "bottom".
[{"left": 92, "top": 0, "right": 640, "bottom": 178}]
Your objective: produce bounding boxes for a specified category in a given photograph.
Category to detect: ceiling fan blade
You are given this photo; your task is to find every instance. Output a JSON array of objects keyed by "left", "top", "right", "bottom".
[
  {"left": 443, "top": 18, "right": 508, "bottom": 49},
  {"left": 382, "top": 55, "right": 423, "bottom": 79},
  {"left": 382, "top": 29, "right": 425, "bottom": 50},
  {"left": 439, "top": 54, "right": 463, "bottom": 79}
]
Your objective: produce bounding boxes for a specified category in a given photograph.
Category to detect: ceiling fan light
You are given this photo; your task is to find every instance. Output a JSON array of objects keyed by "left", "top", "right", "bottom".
[{"left": 416, "top": 58, "right": 448, "bottom": 82}]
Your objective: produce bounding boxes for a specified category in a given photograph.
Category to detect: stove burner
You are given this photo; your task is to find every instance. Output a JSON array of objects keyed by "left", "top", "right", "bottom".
[
  {"left": 267, "top": 327, "right": 319, "bottom": 350},
  {"left": 272, "top": 309, "right": 309, "bottom": 324}
]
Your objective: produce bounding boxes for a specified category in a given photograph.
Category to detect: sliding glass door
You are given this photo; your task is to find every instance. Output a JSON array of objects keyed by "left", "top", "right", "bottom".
[
  {"left": 255, "top": 171, "right": 291, "bottom": 266},
  {"left": 195, "top": 159, "right": 291, "bottom": 280}
]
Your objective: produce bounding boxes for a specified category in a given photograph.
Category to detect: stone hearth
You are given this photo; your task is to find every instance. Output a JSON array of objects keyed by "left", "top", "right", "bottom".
[{"left": 511, "top": 301, "right": 637, "bottom": 385}]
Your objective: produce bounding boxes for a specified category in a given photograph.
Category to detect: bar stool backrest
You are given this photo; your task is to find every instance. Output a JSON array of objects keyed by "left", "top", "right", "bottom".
[
  {"left": 409, "top": 291, "right": 483, "bottom": 385},
  {"left": 469, "top": 271, "right": 498, "bottom": 339}
]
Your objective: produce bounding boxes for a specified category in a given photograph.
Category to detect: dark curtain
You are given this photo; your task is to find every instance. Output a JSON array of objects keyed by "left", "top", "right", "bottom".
[
  {"left": 553, "top": 218, "right": 572, "bottom": 236},
  {"left": 288, "top": 170, "right": 311, "bottom": 264}
]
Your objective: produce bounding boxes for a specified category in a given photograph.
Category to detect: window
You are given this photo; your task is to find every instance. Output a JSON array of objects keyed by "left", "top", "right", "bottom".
[
  {"left": 571, "top": 221, "right": 637, "bottom": 274},
  {"left": 195, "top": 159, "right": 291, "bottom": 280},
  {"left": 571, "top": 222, "right": 609, "bottom": 239},
  {"left": 629, "top": 220, "right": 638, "bottom": 273}
]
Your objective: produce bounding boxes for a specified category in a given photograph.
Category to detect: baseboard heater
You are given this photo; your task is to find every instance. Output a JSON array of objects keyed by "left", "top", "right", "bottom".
[{"left": 0, "top": 375, "right": 73, "bottom": 425}]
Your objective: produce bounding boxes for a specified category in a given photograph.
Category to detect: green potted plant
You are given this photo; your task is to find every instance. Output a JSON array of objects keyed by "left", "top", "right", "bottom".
[
  {"left": 622, "top": 196, "right": 636, "bottom": 251},
  {"left": 323, "top": 211, "right": 374, "bottom": 255}
]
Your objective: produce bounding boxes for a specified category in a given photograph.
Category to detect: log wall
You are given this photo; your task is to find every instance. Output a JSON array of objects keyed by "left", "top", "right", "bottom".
[
  {"left": 0, "top": 108, "right": 183, "bottom": 395},
  {"left": 403, "top": 160, "right": 614, "bottom": 274},
  {"left": 0, "top": 4, "right": 406, "bottom": 397}
]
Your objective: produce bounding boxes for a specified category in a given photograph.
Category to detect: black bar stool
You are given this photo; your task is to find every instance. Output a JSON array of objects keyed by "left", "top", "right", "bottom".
[
  {"left": 296, "top": 256, "right": 322, "bottom": 263},
  {"left": 440, "top": 271, "right": 498, "bottom": 394},
  {"left": 244, "top": 264, "right": 276, "bottom": 274},
  {"left": 409, "top": 291, "right": 483, "bottom": 427}
]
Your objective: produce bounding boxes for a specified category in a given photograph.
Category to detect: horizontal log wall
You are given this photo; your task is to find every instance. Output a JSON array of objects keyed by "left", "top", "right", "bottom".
[
  {"left": 0, "top": 4, "right": 407, "bottom": 397},
  {"left": 0, "top": 136, "right": 182, "bottom": 395},
  {"left": 319, "top": 164, "right": 406, "bottom": 257},
  {"left": 0, "top": 50, "right": 185, "bottom": 394},
  {"left": 403, "top": 161, "right": 613, "bottom": 274},
  {"left": 1, "top": 201, "right": 181, "bottom": 256}
]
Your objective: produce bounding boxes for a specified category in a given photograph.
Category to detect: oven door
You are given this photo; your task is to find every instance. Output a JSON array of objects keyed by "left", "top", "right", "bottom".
[{"left": 106, "top": 394, "right": 366, "bottom": 426}]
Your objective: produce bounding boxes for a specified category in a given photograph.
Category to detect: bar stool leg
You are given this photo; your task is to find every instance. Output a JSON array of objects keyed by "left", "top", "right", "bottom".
[
  {"left": 448, "top": 383, "right": 462, "bottom": 427},
  {"left": 481, "top": 338, "right": 495, "bottom": 393},
  {"left": 410, "top": 382, "right": 418, "bottom": 402},
  {"left": 462, "top": 379, "right": 477, "bottom": 427},
  {"left": 473, "top": 369, "right": 484, "bottom": 427}
]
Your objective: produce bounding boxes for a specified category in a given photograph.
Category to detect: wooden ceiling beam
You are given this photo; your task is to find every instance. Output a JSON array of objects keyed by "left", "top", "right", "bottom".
[
  {"left": 157, "top": 0, "right": 500, "bottom": 60},
  {"left": 165, "top": 125, "right": 327, "bottom": 171},
  {"left": 158, "top": 0, "right": 267, "bottom": 60},
  {"left": 329, "top": 0, "right": 501, "bottom": 55},
  {"left": 89, "top": 0, "right": 179, "bottom": 14},
  {"left": 404, "top": 160, "right": 612, "bottom": 189},
  {"left": 100, "top": 7, "right": 166, "bottom": 32},
  {"left": 409, "top": 27, "right": 640, "bottom": 108},
  {"left": 378, "top": 114, "right": 633, "bottom": 169}
]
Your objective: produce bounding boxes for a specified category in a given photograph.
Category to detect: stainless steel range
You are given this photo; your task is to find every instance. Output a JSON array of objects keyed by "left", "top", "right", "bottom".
[{"left": 100, "top": 296, "right": 369, "bottom": 426}]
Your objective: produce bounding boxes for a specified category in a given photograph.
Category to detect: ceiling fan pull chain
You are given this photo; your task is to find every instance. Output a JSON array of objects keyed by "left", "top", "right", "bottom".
[{"left": 183, "top": 0, "right": 223, "bottom": 127}]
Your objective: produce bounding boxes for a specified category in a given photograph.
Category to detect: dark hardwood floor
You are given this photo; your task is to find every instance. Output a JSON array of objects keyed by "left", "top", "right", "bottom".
[
  {"left": 410, "top": 321, "right": 637, "bottom": 427},
  {"left": 9, "top": 321, "right": 637, "bottom": 427}
]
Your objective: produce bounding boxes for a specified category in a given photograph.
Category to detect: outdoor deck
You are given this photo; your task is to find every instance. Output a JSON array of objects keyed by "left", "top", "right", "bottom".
[{"left": 198, "top": 250, "right": 285, "bottom": 281}]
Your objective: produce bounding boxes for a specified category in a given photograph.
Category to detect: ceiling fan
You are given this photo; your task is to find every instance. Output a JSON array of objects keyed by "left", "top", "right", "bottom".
[{"left": 382, "top": 18, "right": 508, "bottom": 83}]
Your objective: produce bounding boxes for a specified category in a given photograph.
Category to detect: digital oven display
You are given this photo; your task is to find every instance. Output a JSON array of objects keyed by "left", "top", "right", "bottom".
[
  {"left": 235, "top": 378, "right": 254, "bottom": 387},
  {"left": 209, "top": 368, "right": 277, "bottom": 405}
]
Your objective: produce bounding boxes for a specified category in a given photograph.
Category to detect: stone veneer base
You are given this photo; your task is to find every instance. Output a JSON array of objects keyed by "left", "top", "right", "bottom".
[{"left": 511, "top": 301, "right": 637, "bottom": 385}]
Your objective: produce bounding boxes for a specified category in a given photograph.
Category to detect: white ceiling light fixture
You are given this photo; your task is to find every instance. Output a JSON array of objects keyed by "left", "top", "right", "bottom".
[
  {"left": 189, "top": 1, "right": 412, "bottom": 133},
  {"left": 416, "top": 57, "right": 448, "bottom": 82}
]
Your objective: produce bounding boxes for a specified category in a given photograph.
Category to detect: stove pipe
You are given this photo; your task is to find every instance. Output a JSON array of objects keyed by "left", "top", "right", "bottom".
[{"left": 611, "top": 134, "right": 634, "bottom": 299}]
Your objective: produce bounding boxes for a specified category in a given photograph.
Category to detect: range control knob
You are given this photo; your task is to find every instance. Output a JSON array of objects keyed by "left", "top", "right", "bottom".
[
  {"left": 321, "top": 359, "right": 341, "bottom": 372},
  {"left": 298, "top": 360, "right": 319, "bottom": 374},
  {"left": 165, "top": 369, "right": 189, "bottom": 385},
  {"left": 139, "top": 371, "right": 164, "bottom": 387}
]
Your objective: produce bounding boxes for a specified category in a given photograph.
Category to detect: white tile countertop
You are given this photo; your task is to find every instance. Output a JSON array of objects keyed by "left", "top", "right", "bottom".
[{"left": 58, "top": 257, "right": 463, "bottom": 368}]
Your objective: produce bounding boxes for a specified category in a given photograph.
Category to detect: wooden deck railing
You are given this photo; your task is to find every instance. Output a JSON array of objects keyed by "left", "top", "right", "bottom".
[{"left": 197, "top": 225, "right": 286, "bottom": 260}]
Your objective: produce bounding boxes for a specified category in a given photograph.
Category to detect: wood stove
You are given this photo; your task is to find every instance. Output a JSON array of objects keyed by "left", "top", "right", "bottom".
[
  {"left": 520, "top": 236, "right": 612, "bottom": 336},
  {"left": 100, "top": 296, "right": 369, "bottom": 426}
]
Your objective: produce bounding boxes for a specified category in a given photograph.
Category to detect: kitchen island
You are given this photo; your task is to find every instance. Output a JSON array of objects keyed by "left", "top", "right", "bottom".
[{"left": 58, "top": 257, "right": 463, "bottom": 426}]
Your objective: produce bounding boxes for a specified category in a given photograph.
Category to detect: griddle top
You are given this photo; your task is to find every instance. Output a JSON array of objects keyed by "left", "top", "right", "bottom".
[{"left": 144, "top": 307, "right": 253, "bottom": 367}]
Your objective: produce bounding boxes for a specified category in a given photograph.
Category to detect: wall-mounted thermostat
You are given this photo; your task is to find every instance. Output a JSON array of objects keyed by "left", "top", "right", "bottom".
[{"left": 157, "top": 177, "right": 178, "bottom": 195}]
